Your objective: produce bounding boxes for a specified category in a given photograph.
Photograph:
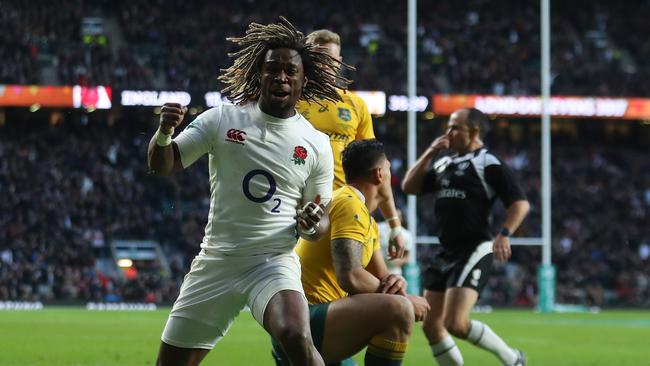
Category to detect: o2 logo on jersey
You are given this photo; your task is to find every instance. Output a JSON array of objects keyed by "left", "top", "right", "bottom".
[
  {"left": 242, "top": 169, "right": 281, "bottom": 213},
  {"left": 338, "top": 107, "right": 351, "bottom": 122}
]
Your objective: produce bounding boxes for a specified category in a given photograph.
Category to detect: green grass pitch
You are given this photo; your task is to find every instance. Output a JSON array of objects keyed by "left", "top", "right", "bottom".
[{"left": 1, "top": 308, "right": 648, "bottom": 365}]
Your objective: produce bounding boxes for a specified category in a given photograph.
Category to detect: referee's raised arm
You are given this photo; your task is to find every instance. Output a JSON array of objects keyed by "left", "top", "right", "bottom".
[
  {"left": 402, "top": 134, "right": 449, "bottom": 194},
  {"left": 147, "top": 103, "right": 186, "bottom": 177}
]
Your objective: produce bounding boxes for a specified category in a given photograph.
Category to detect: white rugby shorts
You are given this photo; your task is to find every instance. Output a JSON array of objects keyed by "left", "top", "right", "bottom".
[{"left": 161, "top": 250, "right": 304, "bottom": 349}]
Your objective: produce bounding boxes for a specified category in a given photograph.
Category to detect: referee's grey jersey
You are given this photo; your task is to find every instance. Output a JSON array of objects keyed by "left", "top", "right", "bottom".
[{"left": 421, "top": 148, "right": 526, "bottom": 257}]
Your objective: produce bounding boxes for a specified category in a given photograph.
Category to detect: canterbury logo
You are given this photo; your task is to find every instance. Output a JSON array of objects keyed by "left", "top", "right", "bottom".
[{"left": 226, "top": 129, "right": 247, "bottom": 145}]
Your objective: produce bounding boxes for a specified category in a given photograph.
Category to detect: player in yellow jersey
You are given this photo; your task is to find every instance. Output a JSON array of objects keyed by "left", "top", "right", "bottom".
[
  {"left": 296, "top": 29, "right": 407, "bottom": 260},
  {"left": 272, "top": 139, "right": 429, "bottom": 366}
]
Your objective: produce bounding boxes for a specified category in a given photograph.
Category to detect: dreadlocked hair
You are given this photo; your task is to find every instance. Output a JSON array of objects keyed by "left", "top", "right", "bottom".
[{"left": 218, "top": 17, "right": 353, "bottom": 105}]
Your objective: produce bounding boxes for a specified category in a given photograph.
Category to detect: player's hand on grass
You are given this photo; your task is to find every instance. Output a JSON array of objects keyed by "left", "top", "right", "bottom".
[
  {"left": 379, "top": 274, "right": 407, "bottom": 296},
  {"left": 493, "top": 235, "right": 512, "bottom": 262},
  {"left": 296, "top": 195, "right": 324, "bottom": 236},
  {"left": 406, "top": 295, "right": 430, "bottom": 322},
  {"left": 387, "top": 228, "right": 406, "bottom": 260},
  {"left": 159, "top": 103, "right": 187, "bottom": 135}
]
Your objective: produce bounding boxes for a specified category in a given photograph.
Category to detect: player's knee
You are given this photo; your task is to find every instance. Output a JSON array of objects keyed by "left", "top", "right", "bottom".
[
  {"left": 422, "top": 318, "right": 446, "bottom": 342},
  {"left": 444, "top": 317, "right": 469, "bottom": 338},
  {"left": 274, "top": 324, "right": 312, "bottom": 350},
  {"left": 385, "top": 296, "right": 415, "bottom": 335}
]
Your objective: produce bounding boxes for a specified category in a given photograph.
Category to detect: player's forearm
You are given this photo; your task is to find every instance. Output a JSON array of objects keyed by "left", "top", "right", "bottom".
[
  {"left": 391, "top": 257, "right": 409, "bottom": 268},
  {"left": 365, "top": 249, "right": 391, "bottom": 280},
  {"left": 332, "top": 239, "right": 382, "bottom": 294},
  {"left": 377, "top": 190, "right": 401, "bottom": 229},
  {"left": 338, "top": 267, "right": 382, "bottom": 295},
  {"left": 150, "top": 103, "right": 187, "bottom": 176},
  {"left": 402, "top": 148, "right": 437, "bottom": 194},
  {"left": 147, "top": 137, "right": 176, "bottom": 177},
  {"left": 501, "top": 200, "right": 530, "bottom": 234}
]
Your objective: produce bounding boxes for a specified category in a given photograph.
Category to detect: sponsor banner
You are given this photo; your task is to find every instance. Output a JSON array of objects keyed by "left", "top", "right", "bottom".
[
  {"left": 352, "top": 91, "right": 386, "bottom": 116},
  {"left": 0, "top": 301, "right": 44, "bottom": 310},
  {"left": 0, "top": 85, "right": 74, "bottom": 107},
  {"left": 388, "top": 94, "right": 429, "bottom": 112},
  {"left": 626, "top": 98, "right": 650, "bottom": 120},
  {"left": 86, "top": 302, "right": 157, "bottom": 311},
  {"left": 0, "top": 85, "right": 112, "bottom": 108},
  {"left": 204, "top": 91, "right": 233, "bottom": 107},
  {"left": 432, "top": 94, "right": 650, "bottom": 120},
  {"left": 120, "top": 90, "right": 191, "bottom": 106},
  {"left": 73, "top": 86, "right": 112, "bottom": 109},
  {"left": 123, "top": 90, "right": 386, "bottom": 114}
]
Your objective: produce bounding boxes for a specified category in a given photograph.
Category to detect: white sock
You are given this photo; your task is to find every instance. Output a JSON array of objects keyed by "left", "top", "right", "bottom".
[
  {"left": 466, "top": 320, "right": 517, "bottom": 365},
  {"left": 431, "top": 334, "right": 464, "bottom": 366}
]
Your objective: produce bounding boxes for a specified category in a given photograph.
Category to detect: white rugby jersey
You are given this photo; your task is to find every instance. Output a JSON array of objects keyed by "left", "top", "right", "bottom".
[{"left": 173, "top": 102, "right": 334, "bottom": 256}]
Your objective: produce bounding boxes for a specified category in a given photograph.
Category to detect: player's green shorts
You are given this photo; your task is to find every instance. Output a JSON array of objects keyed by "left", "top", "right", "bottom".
[{"left": 271, "top": 303, "right": 357, "bottom": 366}]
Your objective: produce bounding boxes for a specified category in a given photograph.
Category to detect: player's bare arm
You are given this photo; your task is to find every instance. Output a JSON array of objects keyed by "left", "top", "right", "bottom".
[
  {"left": 148, "top": 102, "right": 187, "bottom": 176},
  {"left": 364, "top": 249, "right": 406, "bottom": 295},
  {"left": 374, "top": 155, "right": 405, "bottom": 259},
  {"left": 401, "top": 134, "right": 449, "bottom": 194},
  {"left": 389, "top": 251, "right": 410, "bottom": 269},
  {"left": 331, "top": 238, "right": 383, "bottom": 294},
  {"left": 493, "top": 199, "right": 530, "bottom": 262},
  {"left": 364, "top": 248, "right": 429, "bottom": 320},
  {"left": 377, "top": 191, "right": 406, "bottom": 259}
]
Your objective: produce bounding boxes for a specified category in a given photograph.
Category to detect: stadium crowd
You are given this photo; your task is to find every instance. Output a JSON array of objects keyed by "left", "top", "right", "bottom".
[
  {"left": 1, "top": 0, "right": 650, "bottom": 96},
  {"left": 1, "top": 111, "right": 648, "bottom": 308},
  {"left": 1, "top": 0, "right": 649, "bottom": 308}
]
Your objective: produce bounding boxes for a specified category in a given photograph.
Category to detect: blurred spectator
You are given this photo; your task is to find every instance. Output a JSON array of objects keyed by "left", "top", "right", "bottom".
[
  {"left": 1, "top": 110, "right": 648, "bottom": 307},
  {"left": 1, "top": 1, "right": 649, "bottom": 307},
  {"left": 2, "top": 0, "right": 650, "bottom": 96}
]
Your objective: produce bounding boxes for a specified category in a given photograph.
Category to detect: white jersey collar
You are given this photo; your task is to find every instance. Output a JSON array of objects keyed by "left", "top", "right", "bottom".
[
  {"left": 254, "top": 101, "right": 301, "bottom": 128},
  {"left": 452, "top": 148, "right": 486, "bottom": 163}
]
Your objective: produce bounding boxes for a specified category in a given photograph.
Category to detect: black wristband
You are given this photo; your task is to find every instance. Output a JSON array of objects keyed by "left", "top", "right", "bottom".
[{"left": 499, "top": 227, "right": 511, "bottom": 237}]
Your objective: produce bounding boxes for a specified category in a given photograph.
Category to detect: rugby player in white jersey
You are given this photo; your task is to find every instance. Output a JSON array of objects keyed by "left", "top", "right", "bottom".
[{"left": 147, "top": 18, "right": 351, "bottom": 366}]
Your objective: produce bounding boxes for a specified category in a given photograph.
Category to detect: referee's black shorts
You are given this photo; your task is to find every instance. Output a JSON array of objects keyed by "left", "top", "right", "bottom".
[{"left": 422, "top": 241, "right": 494, "bottom": 294}]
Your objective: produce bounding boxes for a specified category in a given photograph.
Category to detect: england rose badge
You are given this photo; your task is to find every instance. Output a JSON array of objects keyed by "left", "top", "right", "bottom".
[{"left": 292, "top": 146, "right": 307, "bottom": 165}]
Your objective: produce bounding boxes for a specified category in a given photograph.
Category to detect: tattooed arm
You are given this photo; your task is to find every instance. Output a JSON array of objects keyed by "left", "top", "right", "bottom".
[{"left": 331, "top": 238, "right": 382, "bottom": 294}]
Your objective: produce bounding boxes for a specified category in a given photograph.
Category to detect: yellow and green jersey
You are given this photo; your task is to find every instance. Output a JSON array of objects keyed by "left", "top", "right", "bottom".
[
  {"left": 295, "top": 185, "right": 380, "bottom": 304},
  {"left": 296, "top": 90, "right": 375, "bottom": 189}
]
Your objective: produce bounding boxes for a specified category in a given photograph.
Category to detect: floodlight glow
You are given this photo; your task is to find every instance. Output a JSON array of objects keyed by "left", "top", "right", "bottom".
[{"left": 117, "top": 259, "right": 133, "bottom": 268}]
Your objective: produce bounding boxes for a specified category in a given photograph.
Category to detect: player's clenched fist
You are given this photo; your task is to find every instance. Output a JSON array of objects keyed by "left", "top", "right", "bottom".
[
  {"left": 296, "top": 195, "right": 325, "bottom": 237},
  {"left": 159, "top": 103, "right": 187, "bottom": 135}
]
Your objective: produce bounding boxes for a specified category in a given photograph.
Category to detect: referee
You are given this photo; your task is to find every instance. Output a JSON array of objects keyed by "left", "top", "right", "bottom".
[{"left": 402, "top": 108, "right": 529, "bottom": 366}]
